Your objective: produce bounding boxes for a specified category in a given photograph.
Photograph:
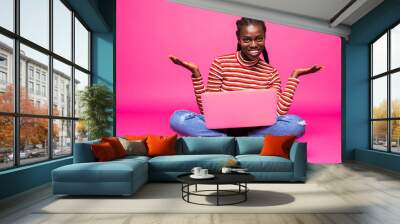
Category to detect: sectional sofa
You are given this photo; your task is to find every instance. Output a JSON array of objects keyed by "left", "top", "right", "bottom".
[{"left": 52, "top": 137, "right": 307, "bottom": 196}]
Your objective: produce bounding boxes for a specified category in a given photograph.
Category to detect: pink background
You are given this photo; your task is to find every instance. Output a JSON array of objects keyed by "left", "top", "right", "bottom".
[{"left": 116, "top": 0, "right": 342, "bottom": 163}]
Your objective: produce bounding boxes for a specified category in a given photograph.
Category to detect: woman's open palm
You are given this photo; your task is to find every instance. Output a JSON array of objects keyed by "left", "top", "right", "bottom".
[
  {"left": 168, "top": 55, "right": 199, "bottom": 73},
  {"left": 294, "top": 65, "right": 323, "bottom": 78}
]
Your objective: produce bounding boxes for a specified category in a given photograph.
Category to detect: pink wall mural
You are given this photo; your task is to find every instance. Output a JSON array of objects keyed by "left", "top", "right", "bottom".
[{"left": 116, "top": 0, "right": 342, "bottom": 163}]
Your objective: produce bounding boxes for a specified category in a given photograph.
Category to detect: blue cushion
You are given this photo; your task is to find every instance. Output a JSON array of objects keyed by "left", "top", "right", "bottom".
[
  {"left": 52, "top": 159, "right": 147, "bottom": 183},
  {"left": 73, "top": 139, "right": 100, "bottom": 163},
  {"left": 236, "top": 155, "right": 293, "bottom": 172},
  {"left": 117, "top": 155, "right": 150, "bottom": 163},
  {"left": 235, "top": 137, "right": 264, "bottom": 155},
  {"left": 149, "top": 154, "right": 235, "bottom": 172},
  {"left": 178, "top": 137, "right": 235, "bottom": 155}
]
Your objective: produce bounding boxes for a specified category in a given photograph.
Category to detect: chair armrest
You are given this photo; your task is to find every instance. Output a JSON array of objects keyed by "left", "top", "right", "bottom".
[
  {"left": 73, "top": 140, "right": 100, "bottom": 163},
  {"left": 289, "top": 141, "right": 307, "bottom": 181}
]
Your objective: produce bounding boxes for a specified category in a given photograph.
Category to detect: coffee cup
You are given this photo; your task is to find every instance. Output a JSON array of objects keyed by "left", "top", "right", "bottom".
[
  {"left": 221, "top": 167, "right": 232, "bottom": 174},
  {"left": 200, "top": 169, "right": 208, "bottom": 176},
  {"left": 191, "top": 167, "right": 202, "bottom": 176}
]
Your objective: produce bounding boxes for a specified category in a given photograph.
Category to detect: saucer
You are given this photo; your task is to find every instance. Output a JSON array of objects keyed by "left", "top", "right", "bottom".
[{"left": 190, "top": 174, "right": 215, "bottom": 179}]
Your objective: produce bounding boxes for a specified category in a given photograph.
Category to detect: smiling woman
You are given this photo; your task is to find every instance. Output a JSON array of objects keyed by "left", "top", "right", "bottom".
[{"left": 168, "top": 17, "right": 322, "bottom": 137}]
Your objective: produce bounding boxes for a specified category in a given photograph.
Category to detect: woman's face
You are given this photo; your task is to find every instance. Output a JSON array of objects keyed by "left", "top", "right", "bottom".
[{"left": 238, "top": 24, "right": 265, "bottom": 61}]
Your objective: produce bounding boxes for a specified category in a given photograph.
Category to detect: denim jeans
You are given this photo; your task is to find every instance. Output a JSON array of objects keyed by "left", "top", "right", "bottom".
[{"left": 169, "top": 109, "right": 306, "bottom": 137}]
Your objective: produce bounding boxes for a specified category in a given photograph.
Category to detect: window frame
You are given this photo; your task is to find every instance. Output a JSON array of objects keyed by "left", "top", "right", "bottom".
[
  {"left": 370, "top": 20, "right": 400, "bottom": 154},
  {"left": 0, "top": 0, "right": 92, "bottom": 171}
]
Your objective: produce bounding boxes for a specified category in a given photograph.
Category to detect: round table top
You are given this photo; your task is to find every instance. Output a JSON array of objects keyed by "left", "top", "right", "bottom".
[{"left": 177, "top": 172, "right": 255, "bottom": 185}]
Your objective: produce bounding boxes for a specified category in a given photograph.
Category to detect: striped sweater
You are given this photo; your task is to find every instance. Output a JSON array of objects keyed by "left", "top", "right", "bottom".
[{"left": 192, "top": 52, "right": 300, "bottom": 116}]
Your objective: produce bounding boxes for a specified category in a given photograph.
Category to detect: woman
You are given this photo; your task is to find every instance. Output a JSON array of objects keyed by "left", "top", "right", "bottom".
[{"left": 168, "top": 17, "right": 322, "bottom": 137}]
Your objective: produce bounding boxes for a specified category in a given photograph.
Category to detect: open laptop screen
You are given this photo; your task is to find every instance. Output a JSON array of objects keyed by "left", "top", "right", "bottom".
[{"left": 201, "top": 89, "right": 277, "bottom": 129}]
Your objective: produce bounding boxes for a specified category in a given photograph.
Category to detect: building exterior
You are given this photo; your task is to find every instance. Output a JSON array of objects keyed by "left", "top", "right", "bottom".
[{"left": 0, "top": 41, "right": 79, "bottom": 154}]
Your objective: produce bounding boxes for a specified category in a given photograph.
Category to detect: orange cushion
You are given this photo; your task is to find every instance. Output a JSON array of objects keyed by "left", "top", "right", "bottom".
[
  {"left": 146, "top": 135, "right": 177, "bottom": 157},
  {"left": 259, "top": 135, "right": 296, "bottom": 159},
  {"left": 101, "top": 137, "right": 127, "bottom": 158},
  {"left": 124, "top": 135, "right": 148, "bottom": 141},
  {"left": 91, "top": 142, "right": 117, "bottom": 161}
]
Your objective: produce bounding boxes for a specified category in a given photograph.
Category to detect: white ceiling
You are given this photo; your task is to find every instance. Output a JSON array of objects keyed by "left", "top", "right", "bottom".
[{"left": 170, "top": 0, "right": 384, "bottom": 39}]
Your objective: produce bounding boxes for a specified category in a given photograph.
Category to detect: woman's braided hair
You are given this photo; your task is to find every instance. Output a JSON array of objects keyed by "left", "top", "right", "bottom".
[{"left": 235, "top": 17, "right": 269, "bottom": 63}]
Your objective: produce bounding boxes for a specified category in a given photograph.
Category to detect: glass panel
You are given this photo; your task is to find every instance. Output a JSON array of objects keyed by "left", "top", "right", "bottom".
[
  {"left": 74, "top": 69, "right": 89, "bottom": 118},
  {"left": 53, "top": 119, "right": 72, "bottom": 158},
  {"left": 53, "top": 59, "right": 72, "bottom": 117},
  {"left": 0, "top": 116, "right": 13, "bottom": 170},
  {"left": 372, "top": 33, "right": 387, "bottom": 76},
  {"left": 20, "top": 117, "right": 49, "bottom": 165},
  {"left": 391, "top": 72, "right": 400, "bottom": 118},
  {"left": 0, "top": 0, "right": 14, "bottom": 31},
  {"left": 75, "top": 120, "right": 88, "bottom": 143},
  {"left": 391, "top": 24, "right": 400, "bottom": 70},
  {"left": 372, "top": 77, "right": 387, "bottom": 119},
  {"left": 20, "top": 0, "right": 49, "bottom": 49},
  {"left": 0, "top": 34, "right": 14, "bottom": 112},
  {"left": 391, "top": 120, "right": 400, "bottom": 153},
  {"left": 53, "top": 0, "right": 72, "bottom": 60},
  {"left": 372, "top": 121, "right": 388, "bottom": 151},
  {"left": 20, "top": 44, "right": 49, "bottom": 115},
  {"left": 74, "top": 17, "right": 89, "bottom": 70}
]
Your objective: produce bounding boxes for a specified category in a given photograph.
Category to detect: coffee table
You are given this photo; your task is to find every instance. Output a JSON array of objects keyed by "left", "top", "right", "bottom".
[{"left": 177, "top": 172, "right": 255, "bottom": 206}]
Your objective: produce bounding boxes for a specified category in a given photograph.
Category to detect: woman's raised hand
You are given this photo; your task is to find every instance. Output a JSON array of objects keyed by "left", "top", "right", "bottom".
[
  {"left": 291, "top": 65, "right": 323, "bottom": 78},
  {"left": 168, "top": 55, "right": 200, "bottom": 76}
]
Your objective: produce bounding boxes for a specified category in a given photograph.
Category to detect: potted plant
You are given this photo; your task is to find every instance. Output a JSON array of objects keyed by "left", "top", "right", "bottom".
[{"left": 79, "top": 84, "right": 114, "bottom": 140}]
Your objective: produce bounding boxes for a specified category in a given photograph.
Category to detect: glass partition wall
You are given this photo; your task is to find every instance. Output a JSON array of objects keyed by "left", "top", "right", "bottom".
[
  {"left": 370, "top": 23, "right": 400, "bottom": 153},
  {"left": 0, "top": 0, "right": 91, "bottom": 170}
]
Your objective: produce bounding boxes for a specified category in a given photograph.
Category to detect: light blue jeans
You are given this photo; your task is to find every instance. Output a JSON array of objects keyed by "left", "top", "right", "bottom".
[{"left": 169, "top": 110, "right": 306, "bottom": 137}]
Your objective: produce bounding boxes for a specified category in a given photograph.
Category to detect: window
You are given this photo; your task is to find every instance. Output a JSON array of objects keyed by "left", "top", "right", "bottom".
[
  {"left": 28, "top": 81, "right": 34, "bottom": 94},
  {"left": 0, "top": 55, "right": 7, "bottom": 67},
  {"left": 0, "top": 54, "right": 7, "bottom": 87},
  {"left": 0, "top": 34, "right": 13, "bottom": 113},
  {"left": 28, "top": 67, "right": 34, "bottom": 80},
  {"left": 0, "top": 71, "right": 6, "bottom": 84},
  {"left": 53, "top": 0, "right": 72, "bottom": 60},
  {"left": 53, "top": 59, "right": 71, "bottom": 117},
  {"left": 75, "top": 18, "right": 89, "bottom": 70},
  {"left": 42, "top": 85, "right": 46, "bottom": 97},
  {"left": 35, "top": 70, "right": 41, "bottom": 81},
  {"left": 0, "top": 0, "right": 91, "bottom": 170},
  {"left": 370, "top": 23, "right": 400, "bottom": 154},
  {"left": 35, "top": 83, "right": 40, "bottom": 95},
  {"left": 74, "top": 69, "right": 89, "bottom": 119},
  {"left": 0, "top": 0, "right": 14, "bottom": 32},
  {"left": 20, "top": 0, "right": 49, "bottom": 49}
]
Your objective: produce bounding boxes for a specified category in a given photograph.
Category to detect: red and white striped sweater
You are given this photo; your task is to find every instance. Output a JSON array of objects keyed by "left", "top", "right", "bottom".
[{"left": 192, "top": 52, "right": 300, "bottom": 116}]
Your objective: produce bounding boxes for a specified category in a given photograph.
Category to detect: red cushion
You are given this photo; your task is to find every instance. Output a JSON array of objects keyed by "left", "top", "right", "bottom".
[
  {"left": 124, "top": 135, "right": 148, "bottom": 141},
  {"left": 259, "top": 135, "right": 296, "bottom": 159},
  {"left": 146, "top": 135, "right": 177, "bottom": 157},
  {"left": 91, "top": 142, "right": 117, "bottom": 161},
  {"left": 101, "top": 137, "right": 127, "bottom": 158}
]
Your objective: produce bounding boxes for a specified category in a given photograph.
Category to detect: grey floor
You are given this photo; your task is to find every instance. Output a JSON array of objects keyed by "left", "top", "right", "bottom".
[{"left": 1, "top": 162, "right": 400, "bottom": 224}]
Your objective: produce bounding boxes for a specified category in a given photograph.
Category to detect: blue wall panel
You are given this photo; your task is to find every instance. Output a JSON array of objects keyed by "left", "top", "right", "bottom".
[{"left": 0, "top": 158, "right": 72, "bottom": 199}]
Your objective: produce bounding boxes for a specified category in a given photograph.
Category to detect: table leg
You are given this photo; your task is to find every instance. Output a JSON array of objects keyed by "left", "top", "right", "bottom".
[
  {"left": 195, "top": 184, "right": 197, "bottom": 192},
  {"left": 187, "top": 184, "right": 190, "bottom": 202},
  {"left": 245, "top": 183, "right": 247, "bottom": 201},
  {"left": 217, "top": 184, "right": 219, "bottom": 206},
  {"left": 181, "top": 184, "right": 183, "bottom": 199}
]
